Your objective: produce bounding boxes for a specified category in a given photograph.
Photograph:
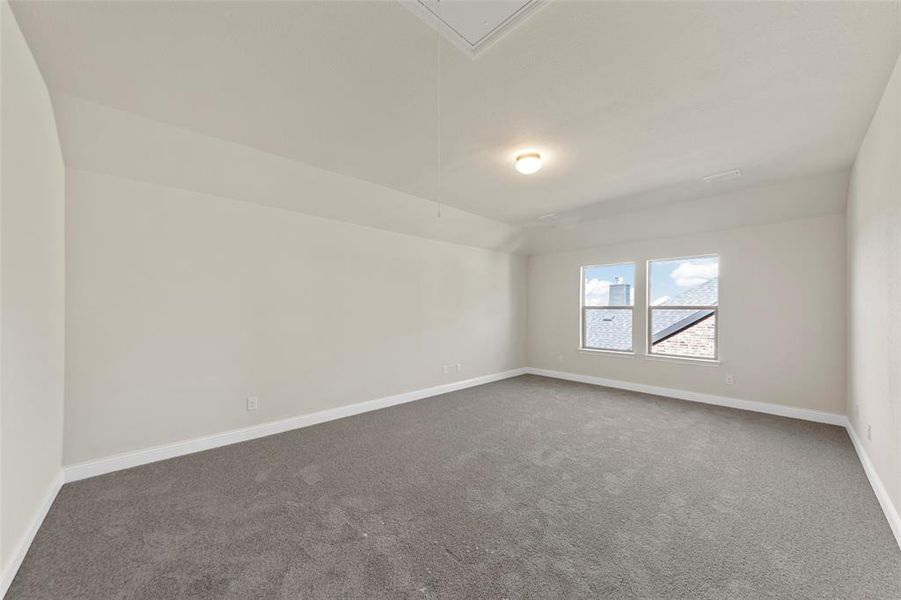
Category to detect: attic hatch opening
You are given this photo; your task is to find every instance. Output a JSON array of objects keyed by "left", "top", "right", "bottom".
[{"left": 401, "top": 0, "right": 547, "bottom": 58}]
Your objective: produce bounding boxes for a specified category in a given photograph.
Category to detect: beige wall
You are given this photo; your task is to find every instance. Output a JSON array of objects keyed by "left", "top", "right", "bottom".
[
  {"left": 51, "top": 94, "right": 525, "bottom": 253},
  {"left": 528, "top": 212, "right": 847, "bottom": 415},
  {"left": 526, "top": 170, "right": 849, "bottom": 255},
  {"left": 64, "top": 169, "right": 527, "bottom": 465},
  {"left": 0, "top": 0, "right": 65, "bottom": 572},
  {"left": 847, "top": 51, "right": 901, "bottom": 519}
]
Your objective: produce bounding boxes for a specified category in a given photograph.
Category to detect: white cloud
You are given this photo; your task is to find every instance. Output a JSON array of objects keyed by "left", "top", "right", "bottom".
[
  {"left": 670, "top": 261, "right": 718, "bottom": 287},
  {"left": 584, "top": 278, "right": 611, "bottom": 306}
]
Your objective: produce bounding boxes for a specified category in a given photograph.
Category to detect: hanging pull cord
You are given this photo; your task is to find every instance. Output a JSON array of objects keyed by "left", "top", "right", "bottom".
[{"left": 435, "top": 0, "right": 442, "bottom": 218}]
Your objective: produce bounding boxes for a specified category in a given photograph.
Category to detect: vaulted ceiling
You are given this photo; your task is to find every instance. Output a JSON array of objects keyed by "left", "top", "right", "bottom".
[{"left": 11, "top": 1, "right": 901, "bottom": 230}]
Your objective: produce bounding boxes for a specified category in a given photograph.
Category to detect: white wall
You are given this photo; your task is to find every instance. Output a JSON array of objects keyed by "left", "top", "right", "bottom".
[
  {"left": 52, "top": 94, "right": 525, "bottom": 253},
  {"left": 528, "top": 211, "right": 847, "bottom": 415},
  {"left": 65, "top": 169, "right": 526, "bottom": 465},
  {"left": 526, "top": 169, "right": 849, "bottom": 255},
  {"left": 847, "top": 50, "right": 901, "bottom": 520},
  {"left": 0, "top": 0, "right": 65, "bottom": 575}
]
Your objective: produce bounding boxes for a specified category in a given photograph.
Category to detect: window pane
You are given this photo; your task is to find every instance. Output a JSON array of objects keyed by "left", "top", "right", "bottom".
[
  {"left": 648, "top": 256, "right": 718, "bottom": 307},
  {"left": 650, "top": 308, "right": 716, "bottom": 359},
  {"left": 583, "top": 264, "right": 635, "bottom": 307},
  {"left": 584, "top": 308, "right": 633, "bottom": 352}
]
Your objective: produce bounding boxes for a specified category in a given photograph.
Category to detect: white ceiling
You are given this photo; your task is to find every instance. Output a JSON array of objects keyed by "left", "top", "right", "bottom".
[{"left": 11, "top": 1, "right": 901, "bottom": 227}]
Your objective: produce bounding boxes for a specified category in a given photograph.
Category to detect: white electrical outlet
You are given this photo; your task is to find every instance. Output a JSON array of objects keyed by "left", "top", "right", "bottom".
[
  {"left": 442, "top": 365, "right": 449, "bottom": 375},
  {"left": 557, "top": 354, "right": 564, "bottom": 363},
  {"left": 246, "top": 396, "right": 259, "bottom": 411},
  {"left": 456, "top": 363, "right": 462, "bottom": 373},
  {"left": 867, "top": 424, "right": 872, "bottom": 441},
  {"left": 725, "top": 374, "right": 735, "bottom": 385}
]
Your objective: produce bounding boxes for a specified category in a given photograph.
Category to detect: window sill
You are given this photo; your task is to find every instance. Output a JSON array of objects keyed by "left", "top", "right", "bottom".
[
  {"left": 578, "top": 348, "right": 635, "bottom": 357},
  {"left": 577, "top": 348, "right": 721, "bottom": 366},
  {"left": 642, "top": 353, "right": 721, "bottom": 367}
]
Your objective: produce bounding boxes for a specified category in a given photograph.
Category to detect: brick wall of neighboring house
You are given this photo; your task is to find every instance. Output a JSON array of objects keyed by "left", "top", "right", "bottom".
[{"left": 652, "top": 315, "right": 716, "bottom": 358}]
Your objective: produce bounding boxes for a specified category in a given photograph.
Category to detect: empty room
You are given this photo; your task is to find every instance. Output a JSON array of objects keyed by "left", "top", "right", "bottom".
[{"left": 2, "top": 0, "right": 901, "bottom": 597}]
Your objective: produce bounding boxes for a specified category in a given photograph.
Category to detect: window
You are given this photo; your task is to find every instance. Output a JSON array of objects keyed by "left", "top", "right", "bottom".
[
  {"left": 581, "top": 263, "right": 635, "bottom": 352},
  {"left": 647, "top": 255, "right": 719, "bottom": 360}
]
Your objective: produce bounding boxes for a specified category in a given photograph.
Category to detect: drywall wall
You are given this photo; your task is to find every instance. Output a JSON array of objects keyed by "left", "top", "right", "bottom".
[
  {"left": 847, "top": 50, "right": 901, "bottom": 523},
  {"left": 526, "top": 169, "right": 849, "bottom": 255},
  {"left": 0, "top": 0, "right": 65, "bottom": 576},
  {"left": 64, "top": 169, "right": 527, "bottom": 465},
  {"left": 528, "top": 211, "right": 847, "bottom": 415},
  {"left": 50, "top": 94, "right": 525, "bottom": 253}
]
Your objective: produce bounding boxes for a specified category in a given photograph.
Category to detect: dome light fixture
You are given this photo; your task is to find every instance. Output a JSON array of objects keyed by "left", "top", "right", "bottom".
[{"left": 515, "top": 152, "right": 542, "bottom": 175}]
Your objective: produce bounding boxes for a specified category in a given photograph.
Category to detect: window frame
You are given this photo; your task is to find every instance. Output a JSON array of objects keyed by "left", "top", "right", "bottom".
[
  {"left": 579, "top": 262, "right": 636, "bottom": 354},
  {"left": 645, "top": 254, "right": 719, "bottom": 362}
]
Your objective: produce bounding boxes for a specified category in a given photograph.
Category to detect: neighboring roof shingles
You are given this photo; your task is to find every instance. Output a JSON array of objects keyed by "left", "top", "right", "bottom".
[
  {"left": 584, "top": 277, "right": 717, "bottom": 350},
  {"left": 651, "top": 277, "right": 718, "bottom": 342},
  {"left": 584, "top": 309, "right": 632, "bottom": 351}
]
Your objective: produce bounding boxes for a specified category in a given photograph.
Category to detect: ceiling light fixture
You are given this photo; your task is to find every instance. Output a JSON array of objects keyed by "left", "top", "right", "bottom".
[{"left": 515, "top": 152, "right": 542, "bottom": 175}]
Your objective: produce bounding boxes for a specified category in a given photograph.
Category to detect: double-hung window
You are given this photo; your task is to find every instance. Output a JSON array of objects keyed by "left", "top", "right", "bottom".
[
  {"left": 647, "top": 255, "right": 719, "bottom": 360},
  {"left": 581, "top": 263, "right": 635, "bottom": 353}
]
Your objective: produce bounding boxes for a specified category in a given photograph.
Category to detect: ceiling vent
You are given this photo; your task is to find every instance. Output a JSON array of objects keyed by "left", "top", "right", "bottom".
[
  {"left": 400, "top": 0, "right": 546, "bottom": 58},
  {"left": 702, "top": 169, "right": 743, "bottom": 183}
]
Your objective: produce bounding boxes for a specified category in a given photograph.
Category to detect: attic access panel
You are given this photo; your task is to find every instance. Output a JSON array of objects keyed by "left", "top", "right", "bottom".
[{"left": 401, "top": 0, "right": 546, "bottom": 57}]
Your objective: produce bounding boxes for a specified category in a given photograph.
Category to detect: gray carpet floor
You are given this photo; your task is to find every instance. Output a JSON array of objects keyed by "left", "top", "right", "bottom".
[{"left": 6, "top": 375, "right": 901, "bottom": 599}]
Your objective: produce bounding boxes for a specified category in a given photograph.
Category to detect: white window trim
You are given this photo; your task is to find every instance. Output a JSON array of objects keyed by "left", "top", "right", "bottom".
[
  {"left": 578, "top": 347, "right": 636, "bottom": 358},
  {"left": 646, "top": 254, "right": 719, "bottom": 361},
  {"left": 642, "top": 353, "right": 721, "bottom": 366},
  {"left": 579, "top": 263, "right": 636, "bottom": 354}
]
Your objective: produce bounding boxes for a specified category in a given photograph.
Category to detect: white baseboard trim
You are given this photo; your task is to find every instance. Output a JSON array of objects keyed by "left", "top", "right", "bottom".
[
  {"left": 845, "top": 421, "right": 901, "bottom": 551},
  {"left": 63, "top": 368, "right": 528, "bottom": 483},
  {"left": 8, "top": 366, "right": 899, "bottom": 596},
  {"left": 0, "top": 470, "right": 64, "bottom": 598},
  {"left": 525, "top": 367, "right": 846, "bottom": 426}
]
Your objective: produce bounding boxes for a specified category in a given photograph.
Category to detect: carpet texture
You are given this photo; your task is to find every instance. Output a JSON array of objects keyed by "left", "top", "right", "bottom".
[{"left": 6, "top": 375, "right": 901, "bottom": 599}]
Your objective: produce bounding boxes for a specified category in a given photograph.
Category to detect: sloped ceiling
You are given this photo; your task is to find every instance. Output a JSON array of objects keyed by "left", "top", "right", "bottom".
[{"left": 10, "top": 1, "right": 901, "bottom": 247}]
